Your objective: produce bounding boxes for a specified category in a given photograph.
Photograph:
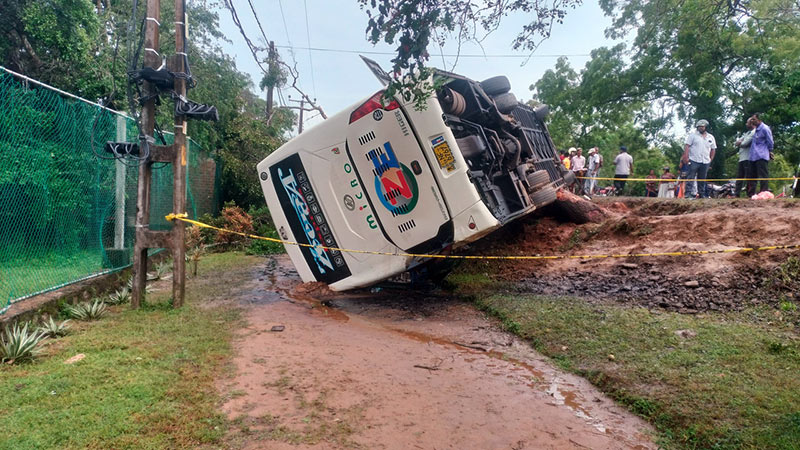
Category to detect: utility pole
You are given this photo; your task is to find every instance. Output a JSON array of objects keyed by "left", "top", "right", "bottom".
[
  {"left": 287, "top": 96, "right": 315, "bottom": 134},
  {"left": 131, "top": 0, "right": 188, "bottom": 308},
  {"left": 131, "top": 0, "right": 160, "bottom": 309},
  {"left": 266, "top": 41, "right": 275, "bottom": 117}
]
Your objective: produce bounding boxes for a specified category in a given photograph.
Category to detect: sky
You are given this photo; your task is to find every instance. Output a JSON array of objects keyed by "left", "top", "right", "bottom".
[{"left": 215, "top": 0, "right": 623, "bottom": 133}]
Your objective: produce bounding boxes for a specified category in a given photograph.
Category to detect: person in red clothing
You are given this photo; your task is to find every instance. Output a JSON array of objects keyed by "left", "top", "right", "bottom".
[{"left": 645, "top": 169, "right": 658, "bottom": 197}]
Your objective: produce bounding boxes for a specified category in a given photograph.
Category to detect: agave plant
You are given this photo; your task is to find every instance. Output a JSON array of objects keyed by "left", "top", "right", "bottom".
[
  {"left": 153, "top": 260, "right": 173, "bottom": 280},
  {"left": 1, "top": 322, "right": 47, "bottom": 364},
  {"left": 38, "top": 316, "right": 71, "bottom": 338},
  {"left": 66, "top": 300, "right": 108, "bottom": 321},
  {"left": 105, "top": 287, "right": 131, "bottom": 305},
  {"left": 125, "top": 277, "right": 154, "bottom": 293}
]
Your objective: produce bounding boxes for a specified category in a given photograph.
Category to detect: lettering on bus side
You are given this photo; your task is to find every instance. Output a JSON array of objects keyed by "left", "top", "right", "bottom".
[
  {"left": 271, "top": 153, "right": 351, "bottom": 284},
  {"left": 343, "top": 162, "right": 377, "bottom": 229}
]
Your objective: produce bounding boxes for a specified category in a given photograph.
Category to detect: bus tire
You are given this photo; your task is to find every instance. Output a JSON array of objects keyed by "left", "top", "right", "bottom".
[
  {"left": 480, "top": 76, "right": 511, "bottom": 95},
  {"left": 531, "top": 186, "right": 558, "bottom": 208},
  {"left": 526, "top": 170, "right": 551, "bottom": 192}
]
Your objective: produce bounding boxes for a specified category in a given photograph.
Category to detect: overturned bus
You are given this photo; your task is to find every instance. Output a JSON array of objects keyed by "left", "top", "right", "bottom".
[{"left": 257, "top": 57, "right": 568, "bottom": 290}]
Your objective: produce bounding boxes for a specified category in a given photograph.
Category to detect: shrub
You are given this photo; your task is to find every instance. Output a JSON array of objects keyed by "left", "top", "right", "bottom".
[
  {"left": 38, "top": 316, "right": 71, "bottom": 338},
  {"left": 216, "top": 203, "right": 254, "bottom": 248},
  {"left": 125, "top": 277, "right": 153, "bottom": 294},
  {"left": 66, "top": 300, "right": 108, "bottom": 321},
  {"left": 105, "top": 287, "right": 131, "bottom": 305},
  {"left": 1, "top": 322, "right": 47, "bottom": 364},
  {"left": 196, "top": 212, "right": 226, "bottom": 245},
  {"left": 153, "top": 259, "right": 172, "bottom": 280},
  {"left": 246, "top": 206, "right": 284, "bottom": 255}
]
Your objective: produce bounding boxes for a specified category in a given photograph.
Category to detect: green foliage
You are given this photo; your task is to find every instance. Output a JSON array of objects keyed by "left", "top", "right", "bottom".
[
  {"left": 358, "top": 0, "right": 583, "bottom": 108},
  {"left": 66, "top": 299, "right": 108, "bottom": 321},
  {"left": 38, "top": 316, "right": 71, "bottom": 338},
  {"left": 0, "top": 252, "right": 246, "bottom": 448},
  {"left": 123, "top": 275, "right": 155, "bottom": 297},
  {"left": 215, "top": 202, "right": 254, "bottom": 248},
  {"left": 469, "top": 287, "right": 800, "bottom": 448},
  {"left": 246, "top": 205, "right": 284, "bottom": 255},
  {"left": 153, "top": 259, "right": 172, "bottom": 280},
  {"left": 1, "top": 321, "right": 47, "bottom": 364},
  {"left": 1, "top": 0, "right": 102, "bottom": 97},
  {"left": 529, "top": 0, "right": 800, "bottom": 185},
  {"left": 106, "top": 287, "right": 131, "bottom": 305},
  {"left": 775, "top": 257, "right": 800, "bottom": 284}
]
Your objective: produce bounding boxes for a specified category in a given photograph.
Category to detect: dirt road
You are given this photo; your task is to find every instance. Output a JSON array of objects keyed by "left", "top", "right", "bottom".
[{"left": 219, "top": 256, "right": 655, "bottom": 449}]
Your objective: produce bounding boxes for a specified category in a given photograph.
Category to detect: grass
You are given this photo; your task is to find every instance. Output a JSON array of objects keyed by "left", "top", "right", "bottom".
[
  {"left": 0, "top": 252, "right": 259, "bottom": 449},
  {"left": 0, "top": 250, "right": 104, "bottom": 306},
  {"left": 453, "top": 274, "right": 800, "bottom": 449}
]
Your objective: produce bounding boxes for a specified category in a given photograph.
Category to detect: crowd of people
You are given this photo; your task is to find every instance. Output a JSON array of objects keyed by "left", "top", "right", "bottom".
[{"left": 557, "top": 114, "right": 775, "bottom": 198}]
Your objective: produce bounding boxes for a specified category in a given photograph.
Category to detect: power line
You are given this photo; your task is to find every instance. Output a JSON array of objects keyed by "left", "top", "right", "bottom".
[
  {"left": 302, "top": 0, "right": 317, "bottom": 98},
  {"left": 271, "top": 44, "right": 591, "bottom": 59},
  {"left": 276, "top": 0, "right": 302, "bottom": 92}
]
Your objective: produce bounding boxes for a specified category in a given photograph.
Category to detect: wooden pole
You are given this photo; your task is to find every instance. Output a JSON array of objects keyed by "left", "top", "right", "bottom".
[
  {"left": 131, "top": 0, "right": 160, "bottom": 309},
  {"left": 171, "top": 0, "right": 187, "bottom": 307}
]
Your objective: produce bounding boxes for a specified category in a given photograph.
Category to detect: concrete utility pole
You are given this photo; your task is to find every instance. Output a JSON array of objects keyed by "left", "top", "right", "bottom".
[
  {"left": 287, "top": 96, "right": 316, "bottom": 134},
  {"left": 131, "top": 0, "right": 188, "bottom": 308},
  {"left": 266, "top": 41, "right": 275, "bottom": 117}
]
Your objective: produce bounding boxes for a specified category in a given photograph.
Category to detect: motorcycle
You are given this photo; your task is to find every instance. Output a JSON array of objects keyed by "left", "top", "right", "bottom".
[
  {"left": 596, "top": 185, "right": 617, "bottom": 197},
  {"left": 708, "top": 180, "right": 736, "bottom": 198}
]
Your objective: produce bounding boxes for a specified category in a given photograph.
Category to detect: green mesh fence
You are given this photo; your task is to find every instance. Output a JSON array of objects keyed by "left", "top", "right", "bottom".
[{"left": 0, "top": 68, "right": 220, "bottom": 314}]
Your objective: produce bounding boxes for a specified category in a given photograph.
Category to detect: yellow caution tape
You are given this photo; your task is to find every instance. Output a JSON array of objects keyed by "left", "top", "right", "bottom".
[
  {"left": 165, "top": 213, "right": 800, "bottom": 261},
  {"left": 577, "top": 176, "right": 797, "bottom": 182}
]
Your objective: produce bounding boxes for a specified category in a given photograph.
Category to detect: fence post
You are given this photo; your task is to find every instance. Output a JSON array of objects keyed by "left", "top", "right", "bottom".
[{"left": 114, "top": 115, "right": 126, "bottom": 250}]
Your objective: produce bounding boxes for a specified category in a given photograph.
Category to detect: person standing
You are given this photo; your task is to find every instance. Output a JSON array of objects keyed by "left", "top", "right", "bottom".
[
  {"left": 645, "top": 169, "right": 658, "bottom": 197},
  {"left": 613, "top": 146, "right": 633, "bottom": 193},
  {"left": 584, "top": 147, "right": 601, "bottom": 195},
  {"left": 735, "top": 118, "right": 756, "bottom": 197},
  {"left": 571, "top": 147, "right": 586, "bottom": 193},
  {"left": 564, "top": 148, "right": 574, "bottom": 170},
  {"left": 749, "top": 113, "right": 774, "bottom": 194},
  {"left": 658, "top": 166, "right": 676, "bottom": 198},
  {"left": 681, "top": 119, "right": 716, "bottom": 199},
  {"left": 571, "top": 147, "right": 586, "bottom": 174}
]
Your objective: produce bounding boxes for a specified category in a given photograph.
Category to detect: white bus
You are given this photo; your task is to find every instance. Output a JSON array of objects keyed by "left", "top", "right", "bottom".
[{"left": 257, "top": 58, "right": 568, "bottom": 290}]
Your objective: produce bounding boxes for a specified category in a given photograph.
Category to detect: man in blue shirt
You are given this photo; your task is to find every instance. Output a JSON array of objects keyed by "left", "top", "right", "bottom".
[{"left": 749, "top": 113, "right": 774, "bottom": 194}]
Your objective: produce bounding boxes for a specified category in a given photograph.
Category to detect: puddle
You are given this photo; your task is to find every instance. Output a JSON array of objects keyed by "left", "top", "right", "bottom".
[{"left": 224, "top": 255, "right": 656, "bottom": 448}]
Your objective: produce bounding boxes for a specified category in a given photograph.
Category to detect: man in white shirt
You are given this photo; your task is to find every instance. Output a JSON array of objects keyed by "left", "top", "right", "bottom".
[
  {"left": 681, "top": 119, "right": 717, "bottom": 199},
  {"left": 584, "top": 147, "right": 601, "bottom": 195},
  {"left": 570, "top": 147, "right": 586, "bottom": 193},
  {"left": 613, "top": 146, "right": 633, "bottom": 193}
]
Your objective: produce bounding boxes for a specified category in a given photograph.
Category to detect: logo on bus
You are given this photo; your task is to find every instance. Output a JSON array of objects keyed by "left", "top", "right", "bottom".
[{"left": 369, "top": 141, "right": 419, "bottom": 215}]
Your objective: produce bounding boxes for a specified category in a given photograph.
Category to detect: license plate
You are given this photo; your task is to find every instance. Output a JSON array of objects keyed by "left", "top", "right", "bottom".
[{"left": 433, "top": 141, "right": 456, "bottom": 172}]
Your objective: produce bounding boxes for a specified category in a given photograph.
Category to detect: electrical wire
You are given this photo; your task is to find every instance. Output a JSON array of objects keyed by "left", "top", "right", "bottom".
[
  {"left": 271, "top": 43, "right": 591, "bottom": 59},
  {"left": 302, "top": 0, "right": 317, "bottom": 98},
  {"left": 277, "top": 0, "right": 302, "bottom": 91}
]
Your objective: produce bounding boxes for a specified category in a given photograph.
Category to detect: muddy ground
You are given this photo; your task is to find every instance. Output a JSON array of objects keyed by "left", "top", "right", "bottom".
[
  {"left": 476, "top": 198, "right": 800, "bottom": 313},
  {"left": 217, "top": 257, "right": 655, "bottom": 449},
  {"left": 217, "top": 197, "right": 797, "bottom": 448}
]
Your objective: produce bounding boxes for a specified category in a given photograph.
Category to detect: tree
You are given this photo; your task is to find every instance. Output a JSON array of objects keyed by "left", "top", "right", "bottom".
[
  {"left": 1, "top": 0, "right": 295, "bottom": 208},
  {"left": 357, "top": 0, "right": 583, "bottom": 106},
  {"left": 597, "top": 0, "right": 800, "bottom": 177},
  {"left": 0, "top": 0, "right": 104, "bottom": 97},
  {"left": 531, "top": 50, "right": 665, "bottom": 194}
]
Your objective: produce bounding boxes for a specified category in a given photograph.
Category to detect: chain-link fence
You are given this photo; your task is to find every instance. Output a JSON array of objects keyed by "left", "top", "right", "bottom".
[{"left": 0, "top": 68, "right": 220, "bottom": 314}]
